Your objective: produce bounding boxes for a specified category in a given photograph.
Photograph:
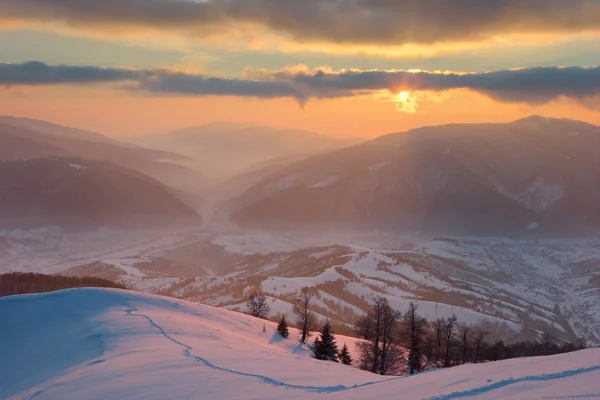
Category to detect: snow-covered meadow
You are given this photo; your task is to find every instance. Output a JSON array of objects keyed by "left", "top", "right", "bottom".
[{"left": 2, "top": 288, "right": 598, "bottom": 400}]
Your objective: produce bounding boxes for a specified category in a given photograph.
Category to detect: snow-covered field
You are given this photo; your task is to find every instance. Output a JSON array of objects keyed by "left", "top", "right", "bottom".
[
  {"left": 1, "top": 289, "right": 599, "bottom": 400},
  {"left": 2, "top": 227, "right": 600, "bottom": 345}
]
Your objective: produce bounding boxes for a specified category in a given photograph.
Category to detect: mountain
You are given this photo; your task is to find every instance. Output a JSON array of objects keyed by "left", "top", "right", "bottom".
[
  {"left": 2, "top": 288, "right": 599, "bottom": 399},
  {"left": 0, "top": 158, "right": 201, "bottom": 230},
  {"left": 229, "top": 116, "right": 600, "bottom": 236},
  {"left": 0, "top": 117, "right": 207, "bottom": 193},
  {"left": 129, "top": 122, "right": 364, "bottom": 180},
  {"left": 0, "top": 115, "right": 115, "bottom": 143},
  {"left": 211, "top": 152, "right": 317, "bottom": 200}
]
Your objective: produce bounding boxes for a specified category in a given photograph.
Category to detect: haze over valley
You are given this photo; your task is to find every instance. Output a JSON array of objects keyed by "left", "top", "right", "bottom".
[{"left": 2, "top": 115, "right": 600, "bottom": 350}]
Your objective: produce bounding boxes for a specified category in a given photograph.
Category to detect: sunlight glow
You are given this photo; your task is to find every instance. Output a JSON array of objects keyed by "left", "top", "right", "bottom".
[{"left": 396, "top": 91, "right": 418, "bottom": 114}]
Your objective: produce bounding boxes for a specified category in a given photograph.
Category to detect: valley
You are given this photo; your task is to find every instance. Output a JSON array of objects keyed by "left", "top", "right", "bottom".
[
  {"left": 3, "top": 223, "right": 599, "bottom": 345},
  {"left": 2, "top": 114, "right": 600, "bottom": 348}
]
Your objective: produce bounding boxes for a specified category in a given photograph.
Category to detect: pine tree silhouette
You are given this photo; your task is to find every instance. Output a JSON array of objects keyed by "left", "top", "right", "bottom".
[
  {"left": 338, "top": 343, "right": 353, "bottom": 365},
  {"left": 277, "top": 314, "right": 289, "bottom": 338},
  {"left": 313, "top": 321, "right": 339, "bottom": 362}
]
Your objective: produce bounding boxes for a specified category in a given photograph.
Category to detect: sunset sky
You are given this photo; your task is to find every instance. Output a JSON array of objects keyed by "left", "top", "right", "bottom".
[{"left": 1, "top": 0, "right": 600, "bottom": 138}]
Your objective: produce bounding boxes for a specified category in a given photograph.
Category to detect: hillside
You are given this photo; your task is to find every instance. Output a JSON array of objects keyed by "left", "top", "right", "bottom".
[
  {"left": 0, "top": 115, "right": 117, "bottom": 143},
  {"left": 0, "top": 158, "right": 201, "bottom": 230},
  {"left": 1, "top": 288, "right": 598, "bottom": 399},
  {"left": 230, "top": 116, "right": 600, "bottom": 236},
  {"left": 0, "top": 117, "right": 207, "bottom": 193},
  {"left": 51, "top": 230, "right": 600, "bottom": 345},
  {"left": 0, "top": 272, "right": 126, "bottom": 297}
]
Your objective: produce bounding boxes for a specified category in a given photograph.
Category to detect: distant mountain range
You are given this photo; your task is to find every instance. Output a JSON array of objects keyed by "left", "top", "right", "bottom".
[
  {"left": 0, "top": 116, "right": 207, "bottom": 194},
  {"left": 0, "top": 158, "right": 200, "bottom": 231},
  {"left": 230, "top": 116, "right": 600, "bottom": 236},
  {"left": 3, "top": 114, "right": 599, "bottom": 236},
  {"left": 129, "top": 122, "right": 364, "bottom": 180}
]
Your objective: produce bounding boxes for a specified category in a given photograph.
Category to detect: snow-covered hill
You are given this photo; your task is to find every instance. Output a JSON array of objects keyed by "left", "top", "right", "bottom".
[
  {"left": 4, "top": 227, "right": 599, "bottom": 345},
  {"left": 1, "top": 289, "right": 599, "bottom": 400}
]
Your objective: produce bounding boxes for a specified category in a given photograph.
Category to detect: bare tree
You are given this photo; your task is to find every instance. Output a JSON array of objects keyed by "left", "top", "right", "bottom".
[
  {"left": 356, "top": 296, "right": 402, "bottom": 375},
  {"left": 538, "top": 332, "right": 557, "bottom": 355},
  {"left": 443, "top": 315, "right": 458, "bottom": 368},
  {"left": 491, "top": 340, "right": 505, "bottom": 361},
  {"left": 458, "top": 325, "right": 472, "bottom": 365},
  {"left": 294, "top": 287, "right": 316, "bottom": 343},
  {"left": 431, "top": 318, "right": 445, "bottom": 365},
  {"left": 245, "top": 290, "right": 270, "bottom": 319},
  {"left": 379, "top": 299, "right": 402, "bottom": 375},
  {"left": 473, "top": 330, "right": 489, "bottom": 363},
  {"left": 400, "top": 302, "right": 428, "bottom": 374}
]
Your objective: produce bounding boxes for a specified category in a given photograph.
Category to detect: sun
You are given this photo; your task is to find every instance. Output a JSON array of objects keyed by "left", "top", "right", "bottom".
[{"left": 396, "top": 90, "right": 419, "bottom": 113}]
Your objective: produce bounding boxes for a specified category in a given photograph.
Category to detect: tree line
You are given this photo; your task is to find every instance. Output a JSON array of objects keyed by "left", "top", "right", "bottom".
[
  {"left": 355, "top": 296, "right": 587, "bottom": 375},
  {"left": 246, "top": 287, "right": 352, "bottom": 364},
  {"left": 0, "top": 272, "right": 126, "bottom": 297},
  {"left": 246, "top": 289, "right": 587, "bottom": 375}
]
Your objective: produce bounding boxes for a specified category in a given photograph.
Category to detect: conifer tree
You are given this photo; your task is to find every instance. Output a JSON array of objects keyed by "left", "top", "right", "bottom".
[
  {"left": 339, "top": 343, "right": 353, "bottom": 365},
  {"left": 277, "top": 314, "right": 289, "bottom": 338},
  {"left": 313, "top": 321, "right": 339, "bottom": 362}
]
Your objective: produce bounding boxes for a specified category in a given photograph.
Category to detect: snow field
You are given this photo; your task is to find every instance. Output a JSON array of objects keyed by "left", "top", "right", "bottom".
[{"left": 1, "top": 289, "right": 599, "bottom": 400}]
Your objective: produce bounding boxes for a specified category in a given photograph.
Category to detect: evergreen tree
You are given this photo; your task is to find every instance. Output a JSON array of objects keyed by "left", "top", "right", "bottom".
[
  {"left": 313, "top": 321, "right": 339, "bottom": 362},
  {"left": 339, "top": 343, "right": 353, "bottom": 365},
  {"left": 277, "top": 314, "right": 289, "bottom": 338}
]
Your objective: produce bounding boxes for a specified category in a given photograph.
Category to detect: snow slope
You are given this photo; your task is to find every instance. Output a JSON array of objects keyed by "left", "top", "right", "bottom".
[
  {"left": 6, "top": 227, "right": 600, "bottom": 344},
  {"left": 1, "top": 289, "right": 599, "bottom": 400}
]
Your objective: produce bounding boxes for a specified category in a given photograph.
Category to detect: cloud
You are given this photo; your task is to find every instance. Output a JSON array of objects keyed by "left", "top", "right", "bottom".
[
  {"left": 1, "top": 0, "right": 600, "bottom": 47},
  {"left": 0, "top": 61, "right": 142, "bottom": 85},
  {"left": 137, "top": 71, "right": 305, "bottom": 103},
  {"left": 279, "top": 65, "right": 600, "bottom": 105},
  {"left": 2, "top": 61, "right": 600, "bottom": 107},
  {"left": 0, "top": 61, "right": 304, "bottom": 103}
]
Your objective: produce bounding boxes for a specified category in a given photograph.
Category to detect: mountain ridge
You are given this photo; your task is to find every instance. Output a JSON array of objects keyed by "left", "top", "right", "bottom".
[{"left": 229, "top": 116, "right": 600, "bottom": 236}]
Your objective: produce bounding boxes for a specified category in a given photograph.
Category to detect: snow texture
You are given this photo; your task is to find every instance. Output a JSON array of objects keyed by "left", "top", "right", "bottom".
[{"left": 1, "top": 289, "right": 599, "bottom": 400}]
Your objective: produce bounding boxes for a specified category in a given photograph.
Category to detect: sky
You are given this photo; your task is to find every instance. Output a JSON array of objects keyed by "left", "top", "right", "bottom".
[{"left": 0, "top": 0, "right": 600, "bottom": 138}]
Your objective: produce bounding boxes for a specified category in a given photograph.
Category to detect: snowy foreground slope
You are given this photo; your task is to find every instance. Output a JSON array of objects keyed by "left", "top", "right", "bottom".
[{"left": 2, "top": 289, "right": 599, "bottom": 400}]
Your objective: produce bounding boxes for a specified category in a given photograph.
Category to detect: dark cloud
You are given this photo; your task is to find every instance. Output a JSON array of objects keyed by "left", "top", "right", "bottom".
[
  {"left": 137, "top": 71, "right": 305, "bottom": 103},
  {"left": 1, "top": 61, "right": 599, "bottom": 106},
  {"left": 0, "top": 61, "right": 142, "bottom": 85},
  {"left": 284, "top": 66, "right": 600, "bottom": 104},
  {"left": 0, "top": 61, "right": 303, "bottom": 102},
  {"left": 1, "top": 0, "right": 599, "bottom": 46}
]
